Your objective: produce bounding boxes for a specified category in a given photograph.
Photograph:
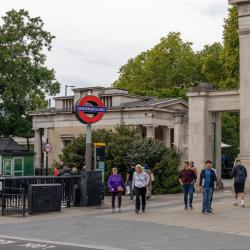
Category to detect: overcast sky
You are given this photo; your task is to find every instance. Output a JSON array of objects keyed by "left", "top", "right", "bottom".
[{"left": 1, "top": 0, "right": 229, "bottom": 97}]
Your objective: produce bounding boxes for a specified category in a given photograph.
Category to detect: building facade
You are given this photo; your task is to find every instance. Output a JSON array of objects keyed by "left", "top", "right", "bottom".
[{"left": 31, "top": 87, "right": 188, "bottom": 170}]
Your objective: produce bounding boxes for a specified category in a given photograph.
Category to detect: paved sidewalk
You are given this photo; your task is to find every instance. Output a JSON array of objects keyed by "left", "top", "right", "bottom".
[{"left": 0, "top": 190, "right": 250, "bottom": 250}]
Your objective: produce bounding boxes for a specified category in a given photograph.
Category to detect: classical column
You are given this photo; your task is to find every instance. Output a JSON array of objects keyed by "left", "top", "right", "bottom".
[
  {"left": 163, "top": 126, "right": 171, "bottom": 148},
  {"left": 146, "top": 125, "right": 156, "bottom": 139},
  {"left": 34, "top": 129, "right": 42, "bottom": 170},
  {"left": 213, "top": 113, "right": 222, "bottom": 181},
  {"left": 174, "top": 114, "right": 188, "bottom": 160},
  {"left": 230, "top": 1, "right": 250, "bottom": 183},
  {"left": 187, "top": 92, "right": 213, "bottom": 173}
]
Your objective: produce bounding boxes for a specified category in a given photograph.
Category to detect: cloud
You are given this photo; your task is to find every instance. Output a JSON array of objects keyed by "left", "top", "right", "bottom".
[
  {"left": 61, "top": 47, "right": 115, "bottom": 67},
  {"left": 203, "top": 3, "right": 227, "bottom": 17}
]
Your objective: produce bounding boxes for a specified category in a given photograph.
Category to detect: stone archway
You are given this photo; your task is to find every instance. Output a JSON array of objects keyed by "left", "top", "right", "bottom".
[{"left": 187, "top": 0, "right": 250, "bottom": 183}]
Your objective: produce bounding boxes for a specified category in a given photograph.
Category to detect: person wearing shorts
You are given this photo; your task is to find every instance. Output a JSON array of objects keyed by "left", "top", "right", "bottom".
[{"left": 231, "top": 160, "right": 247, "bottom": 208}]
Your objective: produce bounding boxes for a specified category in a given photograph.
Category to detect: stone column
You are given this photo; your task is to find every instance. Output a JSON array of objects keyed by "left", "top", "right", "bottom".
[
  {"left": 214, "top": 113, "right": 222, "bottom": 181},
  {"left": 174, "top": 114, "right": 188, "bottom": 160},
  {"left": 146, "top": 125, "right": 156, "bottom": 139},
  {"left": 187, "top": 92, "right": 213, "bottom": 173},
  {"left": 163, "top": 126, "right": 171, "bottom": 148},
  {"left": 230, "top": 0, "right": 250, "bottom": 183},
  {"left": 34, "top": 129, "right": 42, "bottom": 170}
]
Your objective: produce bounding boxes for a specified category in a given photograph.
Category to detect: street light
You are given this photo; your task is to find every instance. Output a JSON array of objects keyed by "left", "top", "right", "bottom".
[{"left": 65, "top": 85, "right": 75, "bottom": 96}]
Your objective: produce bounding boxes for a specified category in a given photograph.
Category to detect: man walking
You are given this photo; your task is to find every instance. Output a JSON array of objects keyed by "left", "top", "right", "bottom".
[
  {"left": 179, "top": 162, "right": 197, "bottom": 210},
  {"left": 126, "top": 162, "right": 136, "bottom": 200},
  {"left": 231, "top": 159, "right": 247, "bottom": 207},
  {"left": 199, "top": 160, "right": 217, "bottom": 214}
]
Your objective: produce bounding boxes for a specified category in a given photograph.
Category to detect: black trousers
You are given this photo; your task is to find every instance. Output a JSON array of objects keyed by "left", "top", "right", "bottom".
[
  {"left": 134, "top": 186, "right": 147, "bottom": 211},
  {"left": 111, "top": 191, "right": 122, "bottom": 209}
]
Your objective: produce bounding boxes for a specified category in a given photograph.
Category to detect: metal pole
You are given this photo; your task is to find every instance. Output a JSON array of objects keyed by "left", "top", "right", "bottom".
[
  {"left": 85, "top": 124, "right": 92, "bottom": 171},
  {"left": 46, "top": 152, "right": 48, "bottom": 176},
  {"left": 65, "top": 85, "right": 68, "bottom": 96}
]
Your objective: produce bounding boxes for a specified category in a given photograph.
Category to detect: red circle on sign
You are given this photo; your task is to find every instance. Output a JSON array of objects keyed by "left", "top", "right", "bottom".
[{"left": 76, "top": 95, "right": 105, "bottom": 124}]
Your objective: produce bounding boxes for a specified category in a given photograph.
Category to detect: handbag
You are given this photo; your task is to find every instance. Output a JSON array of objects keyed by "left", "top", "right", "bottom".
[
  {"left": 126, "top": 185, "right": 130, "bottom": 195},
  {"left": 117, "top": 186, "right": 123, "bottom": 192}
]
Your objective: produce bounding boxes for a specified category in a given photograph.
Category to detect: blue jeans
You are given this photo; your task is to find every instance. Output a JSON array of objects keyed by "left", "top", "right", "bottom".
[
  {"left": 202, "top": 188, "right": 213, "bottom": 212},
  {"left": 128, "top": 181, "right": 134, "bottom": 200},
  {"left": 183, "top": 184, "right": 193, "bottom": 206}
]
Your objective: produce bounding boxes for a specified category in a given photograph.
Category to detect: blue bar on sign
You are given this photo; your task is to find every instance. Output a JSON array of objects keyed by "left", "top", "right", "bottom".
[{"left": 75, "top": 106, "right": 107, "bottom": 113}]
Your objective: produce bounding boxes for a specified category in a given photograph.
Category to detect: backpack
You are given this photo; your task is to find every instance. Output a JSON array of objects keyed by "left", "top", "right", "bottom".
[{"left": 235, "top": 166, "right": 246, "bottom": 184}]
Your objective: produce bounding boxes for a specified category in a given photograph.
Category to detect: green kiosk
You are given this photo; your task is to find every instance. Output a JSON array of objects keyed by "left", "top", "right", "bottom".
[{"left": 0, "top": 138, "right": 35, "bottom": 177}]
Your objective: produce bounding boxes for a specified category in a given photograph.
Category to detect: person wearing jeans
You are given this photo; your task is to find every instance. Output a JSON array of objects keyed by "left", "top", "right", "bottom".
[
  {"left": 132, "top": 164, "right": 150, "bottom": 214},
  {"left": 179, "top": 162, "right": 197, "bottom": 210},
  {"left": 126, "top": 163, "right": 136, "bottom": 200},
  {"left": 199, "top": 160, "right": 217, "bottom": 214}
]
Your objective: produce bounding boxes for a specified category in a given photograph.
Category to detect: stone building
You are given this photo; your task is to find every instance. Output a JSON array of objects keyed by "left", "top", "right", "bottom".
[{"left": 31, "top": 87, "right": 188, "bottom": 170}]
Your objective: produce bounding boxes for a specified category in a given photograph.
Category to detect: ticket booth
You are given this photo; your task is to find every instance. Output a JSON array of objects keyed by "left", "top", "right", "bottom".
[{"left": 0, "top": 138, "right": 35, "bottom": 177}]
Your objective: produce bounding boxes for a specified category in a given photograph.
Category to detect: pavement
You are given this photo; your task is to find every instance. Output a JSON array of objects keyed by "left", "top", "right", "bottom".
[{"left": 0, "top": 188, "right": 250, "bottom": 250}]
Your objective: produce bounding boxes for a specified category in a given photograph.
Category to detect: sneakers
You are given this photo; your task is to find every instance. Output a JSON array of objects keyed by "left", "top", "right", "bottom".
[
  {"left": 112, "top": 209, "right": 115, "bottom": 213},
  {"left": 184, "top": 205, "right": 188, "bottom": 210},
  {"left": 241, "top": 204, "right": 245, "bottom": 208},
  {"left": 189, "top": 205, "right": 193, "bottom": 210},
  {"left": 135, "top": 210, "right": 139, "bottom": 214}
]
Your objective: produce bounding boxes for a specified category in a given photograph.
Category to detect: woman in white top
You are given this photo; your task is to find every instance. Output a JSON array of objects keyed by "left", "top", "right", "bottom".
[{"left": 132, "top": 164, "right": 150, "bottom": 214}]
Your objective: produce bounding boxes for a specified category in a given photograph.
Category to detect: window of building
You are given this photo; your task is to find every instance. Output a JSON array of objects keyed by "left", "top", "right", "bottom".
[
  {"left": 63, "top": 99, "right": 73, "bottom": 110},
  {"left": 101, "top": 96, "right": 112, "bottom": 107}
]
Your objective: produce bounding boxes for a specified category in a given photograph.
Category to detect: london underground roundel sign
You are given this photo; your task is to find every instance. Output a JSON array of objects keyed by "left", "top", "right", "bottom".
[{"left": 75, "top": 95, "right": 107, "bottom": 124}]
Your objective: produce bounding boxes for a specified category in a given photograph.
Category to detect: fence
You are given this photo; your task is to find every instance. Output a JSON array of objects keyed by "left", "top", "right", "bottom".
[{"left": 0, "top": 176, "right": 81, "bottom": 217}]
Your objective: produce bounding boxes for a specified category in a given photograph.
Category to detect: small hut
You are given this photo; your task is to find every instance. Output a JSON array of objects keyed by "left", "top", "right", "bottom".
[{"left": 0, "top": 138, "right": 35, "bottom": 177}]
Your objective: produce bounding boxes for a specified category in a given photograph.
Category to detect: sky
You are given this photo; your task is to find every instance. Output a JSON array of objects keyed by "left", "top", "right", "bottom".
[{"left": 1, "top": 0, "right": 229, "bottom": 98}]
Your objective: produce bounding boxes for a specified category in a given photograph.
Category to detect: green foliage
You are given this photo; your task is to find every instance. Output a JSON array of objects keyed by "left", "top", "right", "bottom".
[
  {"left": 59, "top": 125, "right": 182, "bottom": 194},
  {"left": 0, "top": 9, "right": 60, "bottom": 138},
  {"left": 153, "top": 148, "right": 182, "bottom": 194},
  {"left": 124, "top": 138, "right": 168, "bottom": 168},
  {"left": 113, "top": 32, "right": 201, "bottom": 98},
  {"left": 59, "top": 137, "right": 86, "bottom": 169},
  {"left": 220, "top": 6, "right": 239, "bottom": 89},
  {"left": 222, "top": 112, "right": 239, "bottom": 165}
]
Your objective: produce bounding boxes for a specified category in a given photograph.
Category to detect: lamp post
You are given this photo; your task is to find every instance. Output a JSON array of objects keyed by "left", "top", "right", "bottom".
[{"left": 65, "top": 85, "right": 75, "bottom": 96}]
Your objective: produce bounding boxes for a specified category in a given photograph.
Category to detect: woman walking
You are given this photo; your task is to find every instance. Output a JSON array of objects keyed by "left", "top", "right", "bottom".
[
  {"left": 132, "top": 165, "right": 150, "bottom": 214},
  {"left": 108, "top": 168, "right": 126, "bottom": 213}
]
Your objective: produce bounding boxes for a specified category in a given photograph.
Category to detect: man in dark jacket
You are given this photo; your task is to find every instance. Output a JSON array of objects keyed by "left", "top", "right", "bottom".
[
  {"left": 199, "top": 160, "right": 217, "bottom": 214},
  {"left": 231, "top": 160, "right": 247, "bottom": 207},
  {"left": 179, "top": 162, "right": 197, "bottom": 210}
]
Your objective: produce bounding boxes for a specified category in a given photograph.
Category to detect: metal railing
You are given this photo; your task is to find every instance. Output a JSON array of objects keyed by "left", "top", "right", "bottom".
[{"left": 0, "top": 176, "right": 81, "bottom": 217}]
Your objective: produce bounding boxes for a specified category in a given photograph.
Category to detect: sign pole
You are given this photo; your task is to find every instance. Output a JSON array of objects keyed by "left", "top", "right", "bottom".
[{"left": 85, "top": 124, "right": 92, "bottom": 171}]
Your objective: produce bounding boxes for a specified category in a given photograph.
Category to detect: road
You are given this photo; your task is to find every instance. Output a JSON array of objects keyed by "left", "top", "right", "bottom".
[{"left": 0, "top": 192, "right": 250, "bottom": 250}]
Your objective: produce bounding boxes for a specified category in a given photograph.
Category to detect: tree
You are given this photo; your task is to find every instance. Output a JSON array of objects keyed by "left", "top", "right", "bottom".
[
  {"left": 220, "top": 6, "right": 239, "bottom": 89},
  {"left": 197, "top": 43, "right": 224, "bottom": 89},
  {"left": 0, "top": 9, "right": 60, "bottom": 138},
  {"left": 113, "top": 32, "right": 201, "bottom": 98},
  {"left": 153, "top": 148, "right": 182, "bottom": 194}
]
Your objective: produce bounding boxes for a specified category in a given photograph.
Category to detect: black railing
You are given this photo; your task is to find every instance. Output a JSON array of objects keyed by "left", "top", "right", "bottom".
[{"left": 0, "top": 176, "right": 81, "bottom": 217}]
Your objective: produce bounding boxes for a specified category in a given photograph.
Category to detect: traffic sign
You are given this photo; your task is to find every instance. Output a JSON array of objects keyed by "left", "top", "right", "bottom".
[
  {"left": 75, "top": 95, "right": 107, "bottom": 124},
  {"left": 44, "top": 143, "right": 52, "bottom": 153}
]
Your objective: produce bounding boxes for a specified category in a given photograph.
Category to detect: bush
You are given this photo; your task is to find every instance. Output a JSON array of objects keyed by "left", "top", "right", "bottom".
[
  {"left": 59, "top": 125, "right": 182, "bottom": 194},
  {"left": 153, "top": 148, "right": 182, "bottom": 194}
]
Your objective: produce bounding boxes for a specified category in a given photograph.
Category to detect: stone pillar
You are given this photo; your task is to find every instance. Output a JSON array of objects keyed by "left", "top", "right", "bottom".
[
  {"left": 174, "top": 114, "right": 188, "bottom": 160},
  {"left": 163, "top": 126, "right": 171, "bottom": 148},
  {"left": 187, "top": 92, "right": 213, "bottom": 173},
  {"left": 230, "top": 0, "right": 250, "bottom": 183},
  {"left": 214, "top": 113, "right": 222, "bottom": 181},
  {"left": 34, "top": 129, "right": 42, "bottom": 170},
  {"left": 146, "top": 125, "right": 156, "bottom": 139},
  {"left": 43, "top": 128, "right": 48, "bottom": 171}
]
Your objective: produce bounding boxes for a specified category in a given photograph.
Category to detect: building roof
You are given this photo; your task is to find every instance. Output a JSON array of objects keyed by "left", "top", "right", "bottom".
[
  {"left": 120, "top": 97, "right": 188, "bottom": 109},
  {"left": 0, "top": 138, "right": 33, "bottom": 156}
]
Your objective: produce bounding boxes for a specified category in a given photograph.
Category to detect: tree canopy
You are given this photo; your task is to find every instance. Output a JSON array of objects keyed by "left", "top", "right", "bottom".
[
  {"left": 113, "top": 6, "right": 239, "bottom": 95},
  {"left": 0, "top": 9, "right": 60, "bottom": 138}
]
